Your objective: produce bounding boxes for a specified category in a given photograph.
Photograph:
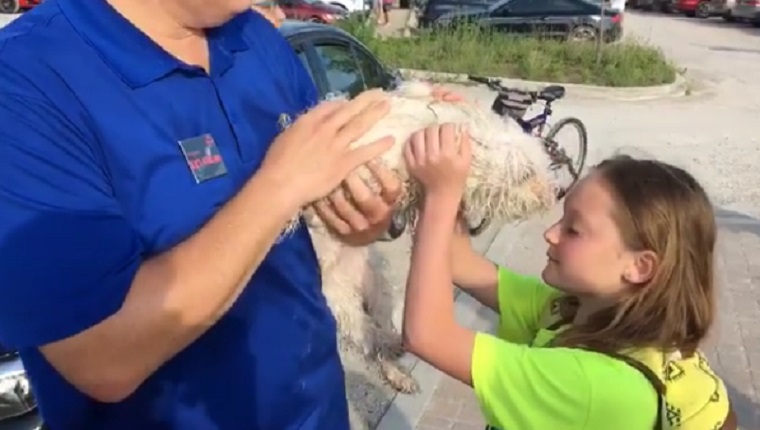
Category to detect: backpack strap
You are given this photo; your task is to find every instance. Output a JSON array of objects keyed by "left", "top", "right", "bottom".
[{"left": 603, "top": 351, "right": 666, "bottom": 430}]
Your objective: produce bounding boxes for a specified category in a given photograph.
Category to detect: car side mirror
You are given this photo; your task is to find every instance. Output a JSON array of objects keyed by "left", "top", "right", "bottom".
[{"left": 385, "top": 68, "right": 403, "bottom": 89}]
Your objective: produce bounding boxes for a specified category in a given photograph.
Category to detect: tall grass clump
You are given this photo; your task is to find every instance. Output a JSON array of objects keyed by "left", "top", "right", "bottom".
[{"left": 336, "top": 18, "right": 677, "bottom": 87}]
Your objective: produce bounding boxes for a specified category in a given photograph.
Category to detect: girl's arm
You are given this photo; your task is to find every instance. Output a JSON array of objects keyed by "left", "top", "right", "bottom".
[
  {"left": 403, "top": 192, "right": 478, "bottom": 386},
  {"left": 451, "top": 219, "right": 499, "bottom": 312}
]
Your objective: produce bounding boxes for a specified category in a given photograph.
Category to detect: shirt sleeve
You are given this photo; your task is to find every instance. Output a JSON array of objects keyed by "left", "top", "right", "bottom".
[
  {"left": 0, "top": 67, "right": 143, "bottom": 349},
  {"left": 471, "top": 334, "right": 659, "bottom": 430},
  {"left": 495, "top": 266, "right": 559, "bottom": 344}
]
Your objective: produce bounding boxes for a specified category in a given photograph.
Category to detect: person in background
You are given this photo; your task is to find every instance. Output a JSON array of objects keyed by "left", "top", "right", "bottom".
[
  {"left": 400, "top": 126, "right": 736, "bottom": 430},
  {"left": 374, "top": 0, "right": 388, "bottom": 26}
]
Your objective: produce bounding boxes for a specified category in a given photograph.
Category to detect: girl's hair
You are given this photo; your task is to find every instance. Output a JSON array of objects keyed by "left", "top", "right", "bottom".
[{"left": 553, "top": 155, "right": 717, "bottom": 356}]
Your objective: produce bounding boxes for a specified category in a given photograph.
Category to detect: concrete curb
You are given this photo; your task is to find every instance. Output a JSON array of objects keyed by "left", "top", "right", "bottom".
[
  {"left": 374, "top": 226, "right": 506, "bottom": 430},
  {"left": 398, "top": 68, "right": 689, "bottom": 102}
]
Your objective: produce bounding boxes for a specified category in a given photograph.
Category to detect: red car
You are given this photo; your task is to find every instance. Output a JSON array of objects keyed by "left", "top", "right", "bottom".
[
  {"left": 0, "top": 0, "right": 42, "bottom": 14},
  {"left": 676, "top": 0, "right": 713, "bottom": 16},
  {"left": 277, "top": 0, "right": 348, "bottom": 23}
]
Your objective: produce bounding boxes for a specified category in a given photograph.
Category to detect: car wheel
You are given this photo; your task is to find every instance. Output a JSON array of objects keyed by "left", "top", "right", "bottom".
[
  {"left": 567, "top": 25, "right": 597, "bottom": 42},
  {"left": 0, "top": 0, "right": 19, "bottom": 14},
  {"left": 684, "top": 10, "right": 696, "bottom": 16},
  {"left": 696, "top": 1, "right": 711, "bottom": 17},
  {"left": 723, "top": 12, "right": 736, "bottom": 21},
  {"left": 329, "top": 2, "right": 349, "bottom": 11}
]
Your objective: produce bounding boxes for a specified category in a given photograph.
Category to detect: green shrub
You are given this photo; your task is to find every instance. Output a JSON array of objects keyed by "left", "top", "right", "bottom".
[{"left": 336, "top": 18, "right": 677, "bottom": 87}]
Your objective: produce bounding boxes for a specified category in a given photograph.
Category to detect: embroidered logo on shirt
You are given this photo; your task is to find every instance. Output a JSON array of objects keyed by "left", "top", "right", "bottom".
[{"left": 178, "top": 133, "right": 228, "bottom": 183}]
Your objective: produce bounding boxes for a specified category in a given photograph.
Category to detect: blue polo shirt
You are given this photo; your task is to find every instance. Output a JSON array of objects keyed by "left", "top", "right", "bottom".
[{"left": 0, "top": 1, "right": 349, "bottom": 429}]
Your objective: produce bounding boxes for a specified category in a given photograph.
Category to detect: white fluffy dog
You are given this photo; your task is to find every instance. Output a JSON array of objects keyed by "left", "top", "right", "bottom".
[{"left": 303, "top": 82, "right": 559, "bottom": 394}]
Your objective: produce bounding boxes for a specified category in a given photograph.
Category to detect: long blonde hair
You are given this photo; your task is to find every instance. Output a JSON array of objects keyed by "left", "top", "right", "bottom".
[{"left": 553, "top": 156, "right": 716, "bottom": 357}]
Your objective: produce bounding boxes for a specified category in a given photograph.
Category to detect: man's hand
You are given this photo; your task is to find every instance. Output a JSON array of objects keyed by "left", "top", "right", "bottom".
[
  {"left": 260, "top": 89, "right": 394, "bottom": 207},
  {"left": 312, "top": 161, "right": 402, "bottom": 246}
]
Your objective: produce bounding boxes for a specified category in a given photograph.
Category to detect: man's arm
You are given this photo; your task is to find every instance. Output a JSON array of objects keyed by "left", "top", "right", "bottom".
[{"left": 0, "top": 91, "right": 305, "bottom": 403}]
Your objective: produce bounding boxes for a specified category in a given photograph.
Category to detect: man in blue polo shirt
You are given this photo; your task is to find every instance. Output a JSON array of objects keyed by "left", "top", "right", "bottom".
[{"left": 0, "top": 0, "right": 403, "bottom": 429}]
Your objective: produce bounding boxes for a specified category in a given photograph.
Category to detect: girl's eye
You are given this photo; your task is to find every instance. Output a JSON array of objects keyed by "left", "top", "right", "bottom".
[{"left": 563, "top": 225, "right": 580, "bottom": 236}]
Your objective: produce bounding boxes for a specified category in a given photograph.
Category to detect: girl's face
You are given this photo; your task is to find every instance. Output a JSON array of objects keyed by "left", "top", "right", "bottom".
[{"left": 541, "top": 172, "right": 647, "bottom": 300}]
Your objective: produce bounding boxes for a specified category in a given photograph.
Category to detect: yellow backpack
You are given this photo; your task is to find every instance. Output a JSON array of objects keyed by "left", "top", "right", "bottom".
[{"left": 540, "top": 300, "right": 737, "bottom": 430}]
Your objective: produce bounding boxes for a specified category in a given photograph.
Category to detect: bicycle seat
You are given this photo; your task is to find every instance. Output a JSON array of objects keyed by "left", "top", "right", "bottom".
[{"left": 538, "top": 85, "right": 565, "bottom": 102}]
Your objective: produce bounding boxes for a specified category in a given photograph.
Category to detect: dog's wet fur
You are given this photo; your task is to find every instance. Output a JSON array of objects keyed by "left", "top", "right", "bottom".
[{"left": 302, "top": 82, "right": 559, "bottom": 395}]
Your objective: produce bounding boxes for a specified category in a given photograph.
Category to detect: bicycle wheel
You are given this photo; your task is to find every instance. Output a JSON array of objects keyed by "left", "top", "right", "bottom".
[{"left": 543, "top": 116, "right": 588, "bottom": 197}]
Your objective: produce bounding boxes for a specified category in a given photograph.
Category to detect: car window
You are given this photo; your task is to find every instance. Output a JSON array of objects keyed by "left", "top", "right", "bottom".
[
  {"left": 542, "top": 0, "right": 586, "bottom": 12},
  {"left": 495, "top": 0, "right": 533, "bottom": 14},
  {"left": 353, "top": 48, "right": 387, "bottom": 90},
  {"left": 497, "top": 0, "right": 584, "bottom": 14},
  {"left": 295, "top": 49, "right": 316, "bottom": 85},
  {"left": 313, "top": 43, "right": 367, "bottom": 98}
]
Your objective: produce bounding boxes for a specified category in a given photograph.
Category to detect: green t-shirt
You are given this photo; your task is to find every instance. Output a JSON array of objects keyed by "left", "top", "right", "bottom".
[{"left": 470, "top": 267, "right": 729, "bottom": 430}]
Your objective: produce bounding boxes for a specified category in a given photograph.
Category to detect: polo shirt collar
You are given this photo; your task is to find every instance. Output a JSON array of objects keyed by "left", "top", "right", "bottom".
[{"left": 58, "top": 0, "right": 250, "bottom": 88}]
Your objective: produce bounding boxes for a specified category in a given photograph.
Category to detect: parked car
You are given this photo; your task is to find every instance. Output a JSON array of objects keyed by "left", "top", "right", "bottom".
[
  {"left": 419, "top": 0, "right": 623, "bottom": 43},
  {"left": 277, "top": 0, "right": 349, "bottom": 23},
  {"left": 281, "top": 20, "right": 400, "bottom": 98},
  {"left": 322, "top": 0, "right": 370, "bottom": 12},
  {"left": 676, "top": 0, "right": 713, "bottom": 16},
  {"left": 0, "top": 0, "right": 41, "bottom": 14},
  {"left": 0, "top": 343, "right": 40, "bottom": 430},
  {"left": 730, "top": 0, "right": 760, "bottom": 24},
  {"left": 712, "top": 0, "right": 738, "bottom": 20},
  {"left": 0, "top": 22, "right": 399, "bottom": 430}
]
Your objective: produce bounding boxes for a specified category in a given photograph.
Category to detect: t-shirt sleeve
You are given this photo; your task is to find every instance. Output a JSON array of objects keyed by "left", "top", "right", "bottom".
[
  {"left": 495, "top": 266, "right": 559, "bottom": 344},
  {"left": 0, "top": 76, "right": 143, "bottom": 349},
  {"left": 472, "top": 335, "right": 591, "bottom": 428},
  {"left": 471, "top": 334, "right": 659, "bottom": 430}
]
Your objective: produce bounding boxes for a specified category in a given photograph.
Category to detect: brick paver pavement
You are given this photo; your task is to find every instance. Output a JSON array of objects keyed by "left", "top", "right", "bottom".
[{"left": 413, "top": 209, "right": 760, "bottom": 429}]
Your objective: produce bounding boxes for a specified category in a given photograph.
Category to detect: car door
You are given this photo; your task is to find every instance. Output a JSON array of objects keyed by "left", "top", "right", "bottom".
[
  {"left": 538, "top": 0, "right": 588, "bottom": 38},
  {"left": 482, "top": 0, "right": 546, "bottom": 35},
  {"left": 297, "top": 38, "right": 368, "bottom": 99}
]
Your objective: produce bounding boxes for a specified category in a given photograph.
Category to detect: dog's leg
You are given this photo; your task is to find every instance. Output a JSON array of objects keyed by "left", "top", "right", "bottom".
[
  {"left": 378, "top": 355, "right": 420, "bottom": 394},
  {"left": 362, "top": 249, "right": 406, "bottom": 360}
]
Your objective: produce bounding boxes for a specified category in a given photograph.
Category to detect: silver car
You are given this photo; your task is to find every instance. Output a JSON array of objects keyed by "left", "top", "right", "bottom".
[
  {"left": 730, "top": 0, "right": 760, "bottom": 24},
  {"left": 711, "top": 0, "right": 737, "bottom": 20},
  {"left": 0, "top": 345, "right": 40, "bottom": 429}
]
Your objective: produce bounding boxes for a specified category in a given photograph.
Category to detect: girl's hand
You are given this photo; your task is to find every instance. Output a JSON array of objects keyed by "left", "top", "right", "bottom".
[
  {"left": 404, "top": 124, "right": 472, "bottom": 199},
  {"left": 430, "top": 85, "right": 464, "bottom": 103}
]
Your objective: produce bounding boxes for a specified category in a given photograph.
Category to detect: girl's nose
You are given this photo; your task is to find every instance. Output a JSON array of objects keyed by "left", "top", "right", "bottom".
[{"left": 543, "top": 222, "right": 560, "bottom": 245}]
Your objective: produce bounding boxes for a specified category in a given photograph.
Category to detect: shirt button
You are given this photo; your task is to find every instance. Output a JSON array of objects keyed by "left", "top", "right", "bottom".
[{"left": 299, "top": 381, "right": 307, "bottom": 391}]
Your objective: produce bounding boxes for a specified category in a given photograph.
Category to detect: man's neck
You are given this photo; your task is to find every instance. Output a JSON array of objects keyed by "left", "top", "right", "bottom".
[{"left": 106, "top": 0, "right": 209, "bottom": 70}]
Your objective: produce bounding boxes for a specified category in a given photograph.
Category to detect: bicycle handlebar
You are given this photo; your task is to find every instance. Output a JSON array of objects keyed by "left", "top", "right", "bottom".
[{"left": 467, "top": 74, "right": 539, "bottom": 99}]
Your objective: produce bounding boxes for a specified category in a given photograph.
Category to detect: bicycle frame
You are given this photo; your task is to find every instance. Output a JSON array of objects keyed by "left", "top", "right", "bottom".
[{"left": 516, "top": 101, "right": 554, "bottom": 136}]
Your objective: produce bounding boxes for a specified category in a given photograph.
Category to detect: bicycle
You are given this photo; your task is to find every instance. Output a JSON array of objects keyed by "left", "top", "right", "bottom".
[
  {"left": 378, "top": 76, "right": 588, "bottom": 241},
  {"left": 463, "top": 74, "right": 589, "bottom": 235}
]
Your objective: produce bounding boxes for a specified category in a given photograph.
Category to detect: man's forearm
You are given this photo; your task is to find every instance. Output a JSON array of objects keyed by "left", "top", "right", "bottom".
[{"left": 42, "top": 168, "right": 303, "bottom": 402}]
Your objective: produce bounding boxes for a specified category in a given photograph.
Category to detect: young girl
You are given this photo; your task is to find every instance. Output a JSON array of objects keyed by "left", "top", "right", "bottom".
[{"left": 402, "top": 124, "right": 736, "bottom": 430}]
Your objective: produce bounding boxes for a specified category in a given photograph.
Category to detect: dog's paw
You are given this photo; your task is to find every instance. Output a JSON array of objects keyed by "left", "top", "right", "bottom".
[
  {"left": 380, "top": 361, "right": 420, "bottom": 394},
  {"left": 382, "top": 338, "right": 405, "bottom": 360}
]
